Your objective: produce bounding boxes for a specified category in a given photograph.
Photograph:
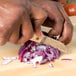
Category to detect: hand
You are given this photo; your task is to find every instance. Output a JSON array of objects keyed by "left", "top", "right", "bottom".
[
  {"left": 31, "top": 0, "right": 73, "bottom": 45},
  {"left": 0, "top": 0, "right": 47, "bottom": 45}
]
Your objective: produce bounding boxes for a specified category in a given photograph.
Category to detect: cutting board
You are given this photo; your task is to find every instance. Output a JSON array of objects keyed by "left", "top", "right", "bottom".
[{"left": 0, "top": 16, "right": 76, "bottom": 76}]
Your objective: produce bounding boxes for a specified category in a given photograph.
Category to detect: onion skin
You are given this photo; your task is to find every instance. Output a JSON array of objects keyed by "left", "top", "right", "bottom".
[{"left": 64, "top": 3, "right": 76, "bottom": 16}]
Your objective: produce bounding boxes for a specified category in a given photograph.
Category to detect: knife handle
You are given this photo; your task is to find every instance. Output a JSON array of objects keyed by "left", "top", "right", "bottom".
[{"left": 30, "top": 34, "right": 46, "bottom": 43}]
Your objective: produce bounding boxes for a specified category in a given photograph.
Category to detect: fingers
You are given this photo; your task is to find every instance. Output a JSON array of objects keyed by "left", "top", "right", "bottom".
[
  {"left": 45, "top": 2, "right": 64, "bottom": 37},
  {"left": 0, "top": 25, "right": 11, "bottom": 45},
  {"left": 9, "top": 29, "right": 19, "bottom": 44},
  {"left": 59, "top": 21, "right": 73, "bottom": 45},
  {"left": 43, "top": 18, "right": 55, "bottom": 27},
  {"left": 0, "top": 38, "right": 8, "bottom": 45},
  {"left": 56, "top": 2, "right": 73, "bottom": 44},
  {"left": 8, "top": 19, "right": 21, "bottom": 44},
  {"left": 31, "top": 5, "right": 47, "bottom": 37},
  {"left": 17, "top": 12, "right": 33, "bottom": 44},
  {"left": 48, "top": 15, "right": 64, "bottom": 36}
]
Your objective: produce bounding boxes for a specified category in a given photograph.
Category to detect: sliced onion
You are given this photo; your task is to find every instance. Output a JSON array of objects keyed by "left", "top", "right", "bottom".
[{"left": 19, "top": 40, "right": 61, "bottom": 65}]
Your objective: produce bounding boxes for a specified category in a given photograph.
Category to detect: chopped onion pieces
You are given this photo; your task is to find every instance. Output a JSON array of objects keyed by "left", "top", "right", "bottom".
[{"left": 19, "top": 40, "right": 61, "bottom": 65}]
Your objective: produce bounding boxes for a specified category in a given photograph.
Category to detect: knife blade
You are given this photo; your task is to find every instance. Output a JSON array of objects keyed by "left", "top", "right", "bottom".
[{"left": 30, "top": 34, "right": 67, "bottom": 53}]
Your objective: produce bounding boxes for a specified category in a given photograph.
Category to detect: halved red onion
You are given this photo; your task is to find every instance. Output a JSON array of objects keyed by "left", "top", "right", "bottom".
[{"left": 19, "top": 40, "right": 61, "bottom": 64}]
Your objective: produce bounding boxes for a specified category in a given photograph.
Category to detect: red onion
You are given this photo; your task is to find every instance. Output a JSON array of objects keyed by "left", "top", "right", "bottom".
[
  {"left": 61, "top": 58, "right": 72, "bottom": 61},
  {"left": 18, "top": 40, "right": 61, "bottom": 65}
]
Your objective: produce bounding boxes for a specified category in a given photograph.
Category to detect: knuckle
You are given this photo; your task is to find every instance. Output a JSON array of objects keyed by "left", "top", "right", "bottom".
[
  {"left": 40, "top": 12, "right": 47, "bottom": 19},
  {"left": 35, "top": 13, "right": 47, "bottom": 25},
  {"left": 40, "top": 14, "right": 47, "bottom": 23},
  {"left": 35, "top": 11, "right": 47, "bottom": 21}
]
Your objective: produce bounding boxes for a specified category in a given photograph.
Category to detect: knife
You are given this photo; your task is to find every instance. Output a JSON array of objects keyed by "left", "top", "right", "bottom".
[{"left": 31, "top": 34, "right": 67, "bottom": 53}]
